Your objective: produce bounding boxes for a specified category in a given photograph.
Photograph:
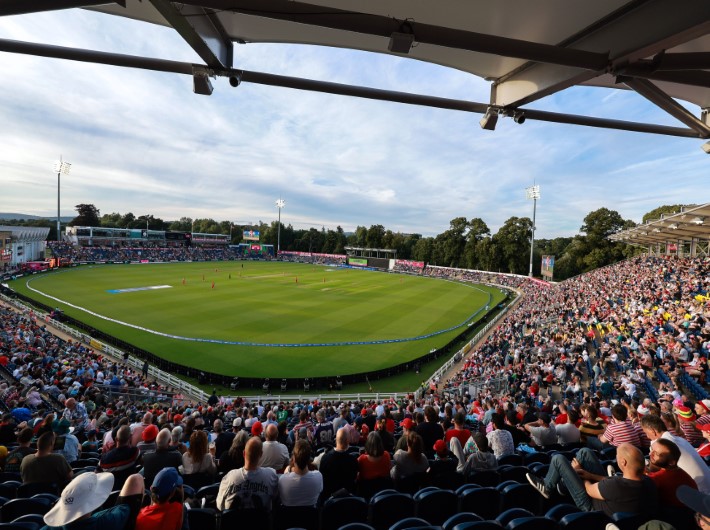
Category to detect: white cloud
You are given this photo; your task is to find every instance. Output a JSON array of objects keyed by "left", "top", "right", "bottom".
[{"left": 0, "top": 10, "right": 707, "bottom": 239}]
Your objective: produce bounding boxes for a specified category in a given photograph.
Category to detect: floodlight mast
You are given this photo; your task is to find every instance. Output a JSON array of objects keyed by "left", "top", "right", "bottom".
[
  {"left": 526, "top": 185, "right": 540, "bottom": 277},
  {"left": 276, "top": 198, "right": 285, "bottom": 255},
  {"left": 53, "top": 157, "right": 71, "bottom": 242}
]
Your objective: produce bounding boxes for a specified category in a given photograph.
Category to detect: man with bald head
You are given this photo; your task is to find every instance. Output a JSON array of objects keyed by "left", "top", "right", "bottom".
[
  {"left": 217, "top": 437, "right": 278, "bottom": 511},
  {"left": 318, "top": 427, "right": 358, "bottom": 499},
  {"left": 528, "top": 442, "right": 657, "bottom": 517},
  {"left": 130, "top": 412, "right": 153, "bottom": 447},
  {"left": 260, "top": 423, "right": 289, "bottom": 471},
  {"left": 62, "top": 397, "right": 89, "bottom": 435}
]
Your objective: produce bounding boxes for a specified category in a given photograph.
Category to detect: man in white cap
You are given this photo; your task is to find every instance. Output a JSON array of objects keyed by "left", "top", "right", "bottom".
[{"left": 41, "top": 471, "right": 144, "bottom": 530}]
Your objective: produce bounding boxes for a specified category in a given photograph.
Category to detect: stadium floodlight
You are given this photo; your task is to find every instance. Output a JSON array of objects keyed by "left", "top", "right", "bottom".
[
  {"left": 525, "top": 185, "right": 540, "bottom": 277},
  {"left": 276, "top": 198, "right": 285, "bottom": 255},
  {"left": 53, "top": 157, "right": 71, "bottom": 242},
  {"left": 192, "top": 66, "right": 213, "bottom": 96}
]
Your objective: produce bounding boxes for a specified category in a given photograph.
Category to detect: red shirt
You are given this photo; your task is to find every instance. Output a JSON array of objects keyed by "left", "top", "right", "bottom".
[
  {"left": 647, "top": 467, "right": 697, "bottom": 507},
  {"left": 357, "top": 452, "right": 391, "bottom": 481},
  {"left": 445, "top": 428, "right": 472, "bottom": 448},
  {"left": 136, "top": 502, "right": 183, "bottom": 530}
]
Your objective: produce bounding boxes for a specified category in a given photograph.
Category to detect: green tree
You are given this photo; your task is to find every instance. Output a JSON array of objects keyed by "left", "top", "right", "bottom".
[
  {"left": 70, "top": 204, "right": 100, "bottom": 227},
  {"left": 492, "top": 216, "right": 533, "bottom": 274},
  {"left": 100, "top": 212, "right": 122, "bottom": 227},
  {"left": 642, "top": 204, "right": 689, "bottom": 224},
  {"left": 366, "top": 224, "right": 385, "bottom": 248}
]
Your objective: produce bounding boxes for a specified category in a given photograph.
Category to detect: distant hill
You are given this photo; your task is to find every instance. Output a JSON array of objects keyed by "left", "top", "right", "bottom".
[{"left": 0, "top": 213, "right": 73, "bottom": 222}]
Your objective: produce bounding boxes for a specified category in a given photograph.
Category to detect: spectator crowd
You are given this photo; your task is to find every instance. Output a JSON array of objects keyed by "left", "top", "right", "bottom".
[{"left": 0, "top": 254, "right": 707, "bottom": 529}]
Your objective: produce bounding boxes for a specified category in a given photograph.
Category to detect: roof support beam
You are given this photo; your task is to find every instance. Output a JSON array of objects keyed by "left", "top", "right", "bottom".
[
  {"left": 620, "top": 76, "right": 710, "bottom": 137},
  {"left": 616, "top": 65, "right": 710, "bottom": 89},
  {"left": 654, "top": 52, "right": 710, "bottom": 71},
  {"left": 492, "top": 0, "right": 710, "bottom": 108},
  {"left": 185, "top": 0, "right": 609, "bottom": 70},
  {"left": 0, "top": 38, "right": 701, "bottom": 139},
  {"left": 149, "top": 0, "right": 232, "bottom": 70}
]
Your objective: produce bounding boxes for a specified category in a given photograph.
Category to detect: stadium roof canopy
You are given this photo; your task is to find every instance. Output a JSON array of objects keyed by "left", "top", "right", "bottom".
[
  {"left": 609, "top": 202, "right": 710, "bottom": 255},
  {"left": 2, "top": 1, "right": 709, "bottom": 144}
]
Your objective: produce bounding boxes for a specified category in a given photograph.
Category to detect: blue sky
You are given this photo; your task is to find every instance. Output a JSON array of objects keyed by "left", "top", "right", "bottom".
[{"left": 0, "top": 9, "right": 707, "bottom": 238}]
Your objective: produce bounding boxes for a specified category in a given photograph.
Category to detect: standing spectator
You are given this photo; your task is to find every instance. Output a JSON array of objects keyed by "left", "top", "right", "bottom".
[
  {"left": 279, "top": 439, "right": 323, "bottom": 506},
  {"left": 217, "top": 437, "right": 279, "bottom": 511}
]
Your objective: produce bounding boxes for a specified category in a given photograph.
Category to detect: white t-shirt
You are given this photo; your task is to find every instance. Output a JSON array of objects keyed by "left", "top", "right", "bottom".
[{"left": 278, "top": 470, "right": 323, "bottom": 506}]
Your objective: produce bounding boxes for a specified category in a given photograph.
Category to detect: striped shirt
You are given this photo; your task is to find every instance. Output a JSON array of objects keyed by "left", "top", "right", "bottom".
[{"left": 603, "top": 419, "right": 642, "bottom": 447}]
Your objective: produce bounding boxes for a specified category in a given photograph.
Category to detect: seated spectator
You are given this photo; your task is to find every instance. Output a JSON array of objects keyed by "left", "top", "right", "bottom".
[
  {"left": 218, "top": 430, "right": 249, "bottom": 474},
  {"left": 556, "top": 409, "right": 582, "bottom": 445},
  {"left": 579, "top": 404, "right": 605, "bottom": 444},
  {"left": 142, "top": 428, "right": 182, "bottom": 488},
  {"left": 42, "top": 471, "right": 144, "bottom": 530},
  {"left": 374, "top": 418, "right": 395, "bottom": 454},
  {"left": 357, "top": 431, "right": 391, "bottom": 481},
  {"left": 260, "top": 423, "right": 289, "bottom": 472},
  {"left": 391, "top": 432, "right": 429, "bottom": 481},
  {"left": 4, "top": 427, "right": 35, "bottom": 473},
  {"left": 217, "top": 437, "right": 278, "bottom": 511},
  {"left": 135, "top": 467, "right": 184, "bottom": 530},
  {"left": 20, "top": 431, "right": 72, "bottom": 487},
  {"left": 592, "top": 404, "right": 642, "bottom": 449},
  {"left": 180, "top": 430, "right": 216, "bottom": 477},
  {"left": 136, "top": 424, "right": 159, "bottom": 455},
  {"left": 527, "top": 442, "right": 657, "bottom": 517},
  {"left": 212, "top": 419, "right": 235, "bottom": 460},
  {"left": 394, "top": 418, "right": 415, "bottom": 452},
  {"left": 100, "top": 425, "right": 141, "bottom": 474},
  {"left": 279, "top": 439, "right": 323, "bottom": 506},
  {"left": 487, "top": 413, "right": 515, "bottom": 459},
  {"left": 445, "top": 411, "right": 472, "bottom": 448},
  {"left": 640, "top": 414, "right": 710, "bottom": 493},
  {"left": 451, "top": 432, "right": 498, "bottom": 474},
  {"left": 646, "top": 438, "right": 698, "bottom": 508},
  {"left": 318, "top": 427, "right": 358, "bottom": 499},
  {"left": 524, "top": 412, "right": 557, "bottom": 447},
  {"left": 81, "top": 430, "right": 100, "bottom": 454}
]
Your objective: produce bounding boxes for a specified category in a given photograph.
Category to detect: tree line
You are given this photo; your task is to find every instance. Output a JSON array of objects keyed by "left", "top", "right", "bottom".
[{"left": 5, "top": 202, "right": 687, "bottom": 280}]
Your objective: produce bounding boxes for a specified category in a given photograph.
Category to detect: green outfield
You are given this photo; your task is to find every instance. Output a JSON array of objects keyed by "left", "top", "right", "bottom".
[{"left": 9, "top": 262, "right": 505, "bottom": 378}]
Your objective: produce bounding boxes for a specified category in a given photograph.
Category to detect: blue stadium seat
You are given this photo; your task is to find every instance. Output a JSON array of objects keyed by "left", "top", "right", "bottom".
[
  {"left": 321, "top": 496, "right": 368, "bottom": 530},
  {"left": 388, "top": 517, "right": 431, "bottom": 530},
  {"left": 559, "top": 511, "right": 611, "bottom": 529},
  {"left": 414, "top": 488, "right": 457, "bottom": 525},
  {"left": 458, "top": 486, "right": 501, "bottom": 520},
  {"left": 442, "top": 512, "right": 483, "bottom": 530},
  {"left": 368, "top": 492, "right": 414, "bottom": 530}
]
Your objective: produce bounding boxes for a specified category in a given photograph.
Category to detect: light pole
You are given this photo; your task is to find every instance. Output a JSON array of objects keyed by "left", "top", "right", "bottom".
[
  {"left": 526, "top": 185, "right": 540, "bottom": 277},
  {"left": 276, "top": 198, "right": 285, "bottom": 255},
  {"left": 53, "top": 157, "right": 71, "bottom": 242}
]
